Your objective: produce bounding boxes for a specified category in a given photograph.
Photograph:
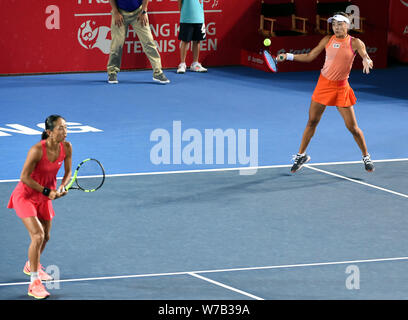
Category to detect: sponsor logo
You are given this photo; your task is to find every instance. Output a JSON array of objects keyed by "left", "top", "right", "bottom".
[
  {"left": 247, "top": 55, "right": 264, "bottom": 65},
  {"left": 277, "top": 48, "right": 311, "bottom": 55},
  {"left": 0, "top": 122, "right": 103, "bottom": 137},
  {"left": 333, "top": 43, "right": 341, "bottom": 49},
  {"left": 77, "top": 20, "right": 111, "bottom": 54}
]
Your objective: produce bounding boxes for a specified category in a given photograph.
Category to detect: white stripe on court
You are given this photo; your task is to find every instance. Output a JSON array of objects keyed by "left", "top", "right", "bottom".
[
  {"left": 1, "top": 158, "right": 407, "bottom": 183},
  {"left": 188, "top": 272, "right": 264, "bottom": 300},
  {"left": 1, "top": 256, "right": 408, "bottom": 287},
  {"left": 305, "top": 165, "right": 408, "bottom": 199}
]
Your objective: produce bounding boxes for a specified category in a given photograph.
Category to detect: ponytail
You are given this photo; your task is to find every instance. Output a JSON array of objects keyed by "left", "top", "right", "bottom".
[{"left": 41, "top": 131, "right": 49, "bottom": 140}]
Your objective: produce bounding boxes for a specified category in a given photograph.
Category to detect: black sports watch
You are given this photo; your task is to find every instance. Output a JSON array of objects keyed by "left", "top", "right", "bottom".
[
  {"left": 142, "top": 10, "right": 147, "bottom": 14},
  {"left": 42, "top": 187, "right": 51, "bottom": 197}
]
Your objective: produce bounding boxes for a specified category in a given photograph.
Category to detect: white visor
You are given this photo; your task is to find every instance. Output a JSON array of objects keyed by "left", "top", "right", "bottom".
[{"left": 327, "top": 14, "right": 350, "bottom": 24}]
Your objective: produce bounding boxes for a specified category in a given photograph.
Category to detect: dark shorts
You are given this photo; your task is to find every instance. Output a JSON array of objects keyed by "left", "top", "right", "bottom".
[{"left": 178, "top": 23, "right": 206, "bottom": 42}]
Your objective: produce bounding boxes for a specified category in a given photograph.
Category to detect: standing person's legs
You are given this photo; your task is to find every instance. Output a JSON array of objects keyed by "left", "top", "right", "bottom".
[
  {"left": 131, "top": 12, "right": 163, "bottom": 77},
  {"left": 192, "top": 41, "right": 200, "bottom": 63},
  {"left": 298, "top": 100, "right": 326, "bottom": 154},
  {"left": 179, "top": 41, "right": 189, "bottom": 64},
  {"left": 336, "top": 106, "right": 369, "bottom": 156},
  {"left": 190, "top": 23, "right": 207, "bottom": 72},
  {"left": 107, "top": 11, "right": 128, "bottom": 76},
  {"left": 177, "top": 40, "right": 189, "bottom": 73}
]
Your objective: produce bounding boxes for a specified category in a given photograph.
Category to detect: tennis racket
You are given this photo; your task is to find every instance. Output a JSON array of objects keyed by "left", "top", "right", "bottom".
[
  {"left": 263, "top": 50, "right": 284, "bottom": 73},
  {"left": 64, "top": 158, "right": 105, "bottom": 192}
]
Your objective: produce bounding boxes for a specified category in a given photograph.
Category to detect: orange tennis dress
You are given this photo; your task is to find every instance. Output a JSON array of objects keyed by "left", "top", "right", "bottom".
[
  {"left": 7, "top": 140, "right": 66, "bottom": 220},
  {"left": 312, "top": 35, "right": 357, "bottom": 107}
]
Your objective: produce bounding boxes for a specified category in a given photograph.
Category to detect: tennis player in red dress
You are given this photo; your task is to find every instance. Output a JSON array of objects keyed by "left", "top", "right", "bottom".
[
  {"left": 8, "top": 115, "right": 72, "bottom": 299},
  {"left": 278, "top": 12, "right": 375, "bottom": 173}
]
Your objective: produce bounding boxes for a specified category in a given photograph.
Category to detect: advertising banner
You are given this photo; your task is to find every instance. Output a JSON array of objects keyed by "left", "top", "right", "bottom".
[
  {"left": 1, "top": 0, "right": 254, "bottom": 74},
  {"left": 0, "top": 0, "right": 389, "bottom": 74}
]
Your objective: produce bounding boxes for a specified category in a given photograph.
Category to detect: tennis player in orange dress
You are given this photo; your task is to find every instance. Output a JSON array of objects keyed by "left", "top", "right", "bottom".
[
  {"left": 7, "top": 115, "right": 72, "bottom": 299},
  {"left": 278, "top": 12, "right": 374, "bottom": 173}
]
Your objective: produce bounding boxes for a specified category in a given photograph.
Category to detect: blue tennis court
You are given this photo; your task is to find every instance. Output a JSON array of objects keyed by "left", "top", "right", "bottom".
[{"left": 0, "top": 65, "right": 407, "bottom": 301}]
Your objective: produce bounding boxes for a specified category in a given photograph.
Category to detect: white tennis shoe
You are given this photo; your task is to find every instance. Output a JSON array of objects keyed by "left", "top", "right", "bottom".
[
  {"left": 190, "top": 62, "right": 207, "bottom": 73},
  {"left": 177, "top": 63, "right": 187, "bottom": 74}
]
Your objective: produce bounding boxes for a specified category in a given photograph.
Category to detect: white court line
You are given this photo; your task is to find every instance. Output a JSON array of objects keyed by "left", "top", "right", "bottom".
[
  {"left": 74, "top": 10, "right": 222, "bottom": 17},
  {"left": 305, "top": 165, "right": 408, "bottom": 199},
  {"left": 188, "top": 272, "right": 264, "bottom": 300},
  {"left": 1, "top": 256, "right": 408, "bottom": 287},
  {"left": 1, "top": 158, "right": 407, "bottom": 183}
]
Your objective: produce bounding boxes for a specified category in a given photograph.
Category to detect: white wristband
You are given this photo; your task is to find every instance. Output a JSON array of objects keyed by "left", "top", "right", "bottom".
[{"left": 286, "top": 53, "right": 294, "bottom": 61}]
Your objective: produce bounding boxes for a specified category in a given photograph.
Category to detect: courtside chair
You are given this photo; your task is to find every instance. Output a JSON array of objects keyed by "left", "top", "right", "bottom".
[{"left": 259, "top": 0, "right": 308, "bottom": 37}]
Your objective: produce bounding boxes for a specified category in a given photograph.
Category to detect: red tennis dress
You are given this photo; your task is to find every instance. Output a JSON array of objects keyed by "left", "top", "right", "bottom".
[{"left": 7, "top": 140, "right": 66, "bottom": 220}]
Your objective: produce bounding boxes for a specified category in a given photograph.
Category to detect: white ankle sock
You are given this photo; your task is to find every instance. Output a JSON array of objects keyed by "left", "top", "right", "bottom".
[{"left": 31, "top": 271, "right": 39, "bottom": 283}]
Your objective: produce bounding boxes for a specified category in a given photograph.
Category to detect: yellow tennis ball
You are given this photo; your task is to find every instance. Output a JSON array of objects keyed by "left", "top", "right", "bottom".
[{"left": 264, "top": 38, "right": 271, "bottom": 46}]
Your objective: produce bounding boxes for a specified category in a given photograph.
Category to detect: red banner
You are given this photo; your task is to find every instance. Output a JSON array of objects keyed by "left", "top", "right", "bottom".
[
  {"left": 388, "top": 0, "right": 408, "bottom": 62},
  {"left": 0, "top": 0, "right": 390, "bottom": 74},
  {"left": 1, "top": 0, "right": 256, "bottom": 74}
]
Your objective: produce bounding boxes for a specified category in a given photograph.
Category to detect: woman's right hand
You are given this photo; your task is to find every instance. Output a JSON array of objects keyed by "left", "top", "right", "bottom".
[
  {"left": 277, "top": 53, "right": 287, "bottom": 62},
  {"left": 48, "top": 189, "right": 59, "bottom": 200}
]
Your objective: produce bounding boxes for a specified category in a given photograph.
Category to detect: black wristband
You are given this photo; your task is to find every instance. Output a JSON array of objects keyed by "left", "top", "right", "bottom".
[
  {"left": 142, "top": 10, "right": 147, "bottom": 14},
  {"left": 42, "top": 187, "right": 51, "bottom": 196}
]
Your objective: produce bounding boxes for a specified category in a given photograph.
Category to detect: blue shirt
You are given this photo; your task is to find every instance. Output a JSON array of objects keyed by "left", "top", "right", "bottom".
[
  {"left": 116, "top": 0, "right": 142, "bottom": 12},
  {"left": 180, "top": 0, "right": 204, "bottom": 24}
]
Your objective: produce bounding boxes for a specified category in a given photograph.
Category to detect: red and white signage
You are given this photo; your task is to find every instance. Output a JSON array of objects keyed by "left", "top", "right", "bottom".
[
  {"left": 1, "top": 0, "right": 255, "bottom": 74},
  {"left": 0, "top": 0, "right": 390, "bottom": 74}
]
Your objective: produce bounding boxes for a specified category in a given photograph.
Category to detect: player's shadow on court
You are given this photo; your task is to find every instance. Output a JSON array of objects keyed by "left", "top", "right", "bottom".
[{"left": 134, "top": 174, "right": 341, "bottom": 208}]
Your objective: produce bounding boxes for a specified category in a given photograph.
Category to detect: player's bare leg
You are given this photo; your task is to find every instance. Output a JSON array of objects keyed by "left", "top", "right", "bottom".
[
  {"left": 299, "top": 100, "right": 326, "bottom": 154},
  {"left": 336, "top": 106, "right": 374, "bottom": 171}
]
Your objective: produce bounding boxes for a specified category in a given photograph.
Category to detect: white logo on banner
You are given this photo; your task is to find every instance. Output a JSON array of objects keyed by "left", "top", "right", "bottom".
[
  {"left": 77, "top": 20, "right": 111, "bottom": 54},
  {"left": 203, "top": 0, "right": 219, "bottom": 8}
]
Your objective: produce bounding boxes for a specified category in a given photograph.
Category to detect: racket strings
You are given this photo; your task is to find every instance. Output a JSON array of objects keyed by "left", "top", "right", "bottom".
[{"left": 76, "top": 160, "right": 105, "bottom": 191}]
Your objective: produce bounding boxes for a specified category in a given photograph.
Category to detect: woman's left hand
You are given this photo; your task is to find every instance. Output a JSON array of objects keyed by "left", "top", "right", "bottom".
[{"left": 363, "top": 57, "right": 373, "bottom": 74}]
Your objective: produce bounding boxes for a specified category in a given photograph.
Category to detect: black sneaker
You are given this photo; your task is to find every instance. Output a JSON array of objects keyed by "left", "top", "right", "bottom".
[
  {"left": 363, "top": 154, "right": 375, "bottom": 172},
  {"left": 291, "top": 153, "right": 311, "bottom": 173},
  {"left": 108, "top": 73, "right": 118, "bottom": 84},
  {"left": 153, "top": 72, "right": 170, "bottom": 84}
]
